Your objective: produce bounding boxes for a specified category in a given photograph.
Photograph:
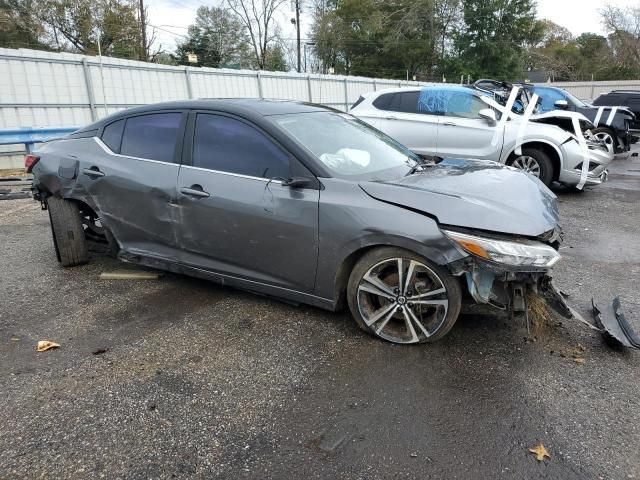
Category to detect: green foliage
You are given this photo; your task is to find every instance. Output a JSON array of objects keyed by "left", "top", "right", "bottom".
[
  {"left": 0, "top": 0, "right": 50, "bottom": 49},
  {"left": 455, "top": 0, "right": 538, "bottom": 80},
  {"left": 175, "top": 6, "right": 254, "bottom": 68},
  {"left": 263, "top": 43, "right": 288, "bottom": 71},
  {"left": 37, "top": 0, "right": 143, "bottom": 58}
]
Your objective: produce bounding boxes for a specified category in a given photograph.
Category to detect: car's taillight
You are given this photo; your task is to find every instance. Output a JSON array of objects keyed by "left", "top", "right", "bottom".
[{"left": 24, "top": 154, "right": 40, "bottom": 173}]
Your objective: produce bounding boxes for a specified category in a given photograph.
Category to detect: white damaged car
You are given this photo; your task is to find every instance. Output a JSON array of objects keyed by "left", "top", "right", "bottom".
[{"left": 350, "top": 85, "right": 613, "bottom": 188}]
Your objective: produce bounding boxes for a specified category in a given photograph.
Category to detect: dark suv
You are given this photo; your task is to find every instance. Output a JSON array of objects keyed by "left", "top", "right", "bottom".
[{"left": 592, "top": 90, "right": 640, "bottom": 131}]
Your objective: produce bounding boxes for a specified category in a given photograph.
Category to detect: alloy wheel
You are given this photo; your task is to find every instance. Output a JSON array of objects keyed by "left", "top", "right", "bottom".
[
  {"left": 594, "top": 131, "right": 614, "bottom": 149},
  {"left": 511, "top": 155, "right": 541, "bottom": 177},
  {"left": 356, "top": 258, "right": 449, "bottom": 344}
]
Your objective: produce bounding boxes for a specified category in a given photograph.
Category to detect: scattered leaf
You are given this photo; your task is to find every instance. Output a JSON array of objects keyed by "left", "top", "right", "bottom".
[
  {"left": 36, "top": 340, "right": 60, "bottom": 352},
  {"left": 573, "top": 358, "right": 585, "bottom": 365},
  {"left": 529, "top": 443, "right": 551, "bottom": 461}
]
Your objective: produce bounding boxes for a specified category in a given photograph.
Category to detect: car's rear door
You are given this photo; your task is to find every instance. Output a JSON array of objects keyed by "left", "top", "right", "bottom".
[
  {"left": 434, "top": 90, "right": 502, "bottom": 160},
  {"left": 375, "top": 91, "right": 439, "bottom": 156},
  {"left": 84, "top": 111, "right": 186, "bottom": 258},
  {"left": 176, "top": 111, "right": 320, "bottom": 292}
]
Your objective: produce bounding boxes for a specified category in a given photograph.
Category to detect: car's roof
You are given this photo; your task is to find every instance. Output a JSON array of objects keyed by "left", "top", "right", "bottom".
[
  {"left": 372, "top": 84, "right": 483, "bottom": 95},
  {"left": 78, "top": 99, "right": 333, "bottom": 133},
  {"left": 127, "top": 98, "right": 329, "bottom": 116},
  {"left": 607, "top": 90, "right": 640, "bottom": 95}
]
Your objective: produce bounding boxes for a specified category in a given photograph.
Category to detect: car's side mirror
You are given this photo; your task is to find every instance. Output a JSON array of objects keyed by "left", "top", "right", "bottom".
[
  {"left": 281, "top": 176, "right": 314, "bottom": 188},
  {"left": 554, "top": 99, "right": 569, "bottom": 110},
  {"left": 478, "top": 108, "right": 497, "bottom": 125}
]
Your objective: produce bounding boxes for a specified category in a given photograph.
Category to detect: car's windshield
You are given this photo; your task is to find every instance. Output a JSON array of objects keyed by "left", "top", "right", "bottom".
[
  {"left": 563, "top": 89, "right": 587, "bottom": 108},
  {"left": 273, "top": 111, "right": 421, "bottom": 180}
]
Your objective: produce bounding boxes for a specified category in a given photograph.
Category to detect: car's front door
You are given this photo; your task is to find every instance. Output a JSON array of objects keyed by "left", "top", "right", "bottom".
[
  {"left": 375, "top": 91, "right": 439, "bottom": 157},
  {"left": 434, "top": 90, "right": 503, "bottom": 160},
  {"left": 83, "top": 111, "right": 186, "bottom": 258},
  {"left": 176, "top": 112, "right": 320, "bottom": 292}
]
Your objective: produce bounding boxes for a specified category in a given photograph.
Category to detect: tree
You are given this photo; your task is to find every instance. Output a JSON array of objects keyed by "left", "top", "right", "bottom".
[
  {"left": 0, "top": 0, "right": 50, "bottom": 49},
  {"left": 263, "top": 43, "right": 288, "bottom": 71},
  {"left": 36, "top": 0, "right": 144, "bottom": 59},
  {"left": 226, "top": 0, "right": 288, "bottom": 69},
  {"left": 176, "top": 5, "right": 253, "bottom": 68},
  {"left": 455, "top": 0, "right": 539, "bottom": 80},
  {"left": 600, "top": 4, "right": 640, "bottom": 79}
]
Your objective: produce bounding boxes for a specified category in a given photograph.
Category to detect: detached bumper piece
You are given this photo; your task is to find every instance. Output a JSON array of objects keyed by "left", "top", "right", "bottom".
[{"left": 592, "top": 297, "right": 640, "bottom": 349}]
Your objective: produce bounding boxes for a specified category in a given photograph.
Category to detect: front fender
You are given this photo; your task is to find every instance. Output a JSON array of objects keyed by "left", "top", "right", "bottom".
[{"left": 500, "top": 137, "right": 565, "bottom": 166}]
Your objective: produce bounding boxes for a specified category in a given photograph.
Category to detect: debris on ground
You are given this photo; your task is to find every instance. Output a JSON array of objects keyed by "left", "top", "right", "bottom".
[
  {"left": 529, "top": 443, "right": 551, "bottom": 461},
  {"left": 92, "top": 347, "right": 110, "bottom": 355},
  {"left": 592, "top": 297, "right": 640, "bottom": 349},
  {"left": 36, "top": 340, "right": 60, "bottom": 352},
  {"left": 99, "top": 270, "right": 162, "bottom": 280},
  {"left": 527, "top": 292, "right": 552, "bottom": 334}
]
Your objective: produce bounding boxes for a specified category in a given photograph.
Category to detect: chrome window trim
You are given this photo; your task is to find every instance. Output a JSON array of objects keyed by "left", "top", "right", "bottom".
[
  {"left": 95, "top": 137, "right": 284, "bottom": 183},
  {"left": 180, "top": 164, "right": 283, "bottom": 184},
  {"left": 94, "top": 137, "right": 179, "bottom": 166}
]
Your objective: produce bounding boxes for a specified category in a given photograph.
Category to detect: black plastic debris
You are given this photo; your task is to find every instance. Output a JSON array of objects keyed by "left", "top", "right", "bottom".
[{"left": 592, "top": 297, "right": 640, "bottom": 349}]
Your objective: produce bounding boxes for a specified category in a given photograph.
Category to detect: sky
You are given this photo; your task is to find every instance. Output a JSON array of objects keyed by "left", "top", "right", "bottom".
[{"left": 146, "top": 0, "right": 640, "bottom": 52}]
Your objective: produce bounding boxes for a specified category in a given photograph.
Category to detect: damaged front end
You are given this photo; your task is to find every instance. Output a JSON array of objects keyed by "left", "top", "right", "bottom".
[
  {"left": 442, "top": 227, "right": 572, "bottom": 320},
  {"left": 442, "top": 227, "right": 640, "bottom": 349}
]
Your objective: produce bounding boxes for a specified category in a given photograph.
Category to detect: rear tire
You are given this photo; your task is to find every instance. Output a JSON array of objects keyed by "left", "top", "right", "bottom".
[
  {"left": 47, "top": 197, "right": 89, "bottom": 267},
  {"left": 508, "top": 148, "right": 554, "bottom": 187},
  {"left": 347, "top": 247, "right": 462, "bottom": 344}
]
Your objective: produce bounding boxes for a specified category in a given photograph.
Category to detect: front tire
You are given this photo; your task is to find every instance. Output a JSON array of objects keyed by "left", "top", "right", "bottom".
[
  {"left": 591, "top": 127, "right": 618, "bottom": 154},
  {"left": 47, "top": 197, "right": 89, "bottom": 267},
  {"left": 347, "top": 247, "right": 462, "bottom": 344},
  {"left": 508, "top": 148, "right": 554, "bottom": 186}
]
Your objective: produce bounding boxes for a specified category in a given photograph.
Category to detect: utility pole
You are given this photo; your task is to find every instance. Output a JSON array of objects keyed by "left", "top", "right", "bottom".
[
  {"left": 296, "top": 0, "right": 301, "bottom": 73},
  {"left": 139, "top": 0, "right": 147, "bottom": 61}
]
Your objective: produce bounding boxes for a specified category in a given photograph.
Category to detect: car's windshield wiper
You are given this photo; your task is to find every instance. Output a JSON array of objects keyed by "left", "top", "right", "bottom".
[{"left": 406, "top": 158, "right": 431, "bottom": 176}]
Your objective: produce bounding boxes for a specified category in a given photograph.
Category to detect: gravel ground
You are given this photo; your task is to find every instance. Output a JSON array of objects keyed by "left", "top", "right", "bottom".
[{"left": 1, "top": 155, "right": 639, "bottom": 479}]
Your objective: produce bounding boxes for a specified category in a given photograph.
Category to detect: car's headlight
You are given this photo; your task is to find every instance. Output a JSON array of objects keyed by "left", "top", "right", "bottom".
[{"left": 443, "top": 230, "right": 560, "bottom": 268}]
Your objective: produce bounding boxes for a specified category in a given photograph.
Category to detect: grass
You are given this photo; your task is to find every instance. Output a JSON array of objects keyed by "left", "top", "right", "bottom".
[{"left": 527, "top": 291, "right": 553, "bottom": 334}]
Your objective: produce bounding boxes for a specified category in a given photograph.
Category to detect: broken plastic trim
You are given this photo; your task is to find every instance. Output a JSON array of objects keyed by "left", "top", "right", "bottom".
[{"left": 592, "top": 297, "right": 640, "bottom": 349}]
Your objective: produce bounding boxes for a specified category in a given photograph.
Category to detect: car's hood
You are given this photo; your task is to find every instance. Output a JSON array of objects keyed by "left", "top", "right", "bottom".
[
  {"left": 360, "top": 159, "right": 559, "bottom": 237},
  {"left": 531, "top": 110, "right": 593, "bottom": 126},
  {"left": 580, "top": 106, "right": 635, "bottom": 122}
]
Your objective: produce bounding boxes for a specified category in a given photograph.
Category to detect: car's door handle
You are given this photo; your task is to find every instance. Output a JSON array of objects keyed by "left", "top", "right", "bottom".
[
  {"left": 442, "top": 121, "right": 457, "bottom": 127},
  {"left": 385, "top": 115, "right": 398, "bottom": 120},
  {"left": 82, "top": 167, "right": 105, "bottom": 178},
  {"left": 180, "top": 185, "right": 210, "bottom": 198}
]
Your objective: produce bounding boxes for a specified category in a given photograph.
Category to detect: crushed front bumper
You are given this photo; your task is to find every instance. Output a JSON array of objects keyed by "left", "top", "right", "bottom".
[
  {"left": 450, "top": 256, "right": 570, "bottom": 318},
  {"left": 559, "top": 138, "right": 613, "bottom": 187}
]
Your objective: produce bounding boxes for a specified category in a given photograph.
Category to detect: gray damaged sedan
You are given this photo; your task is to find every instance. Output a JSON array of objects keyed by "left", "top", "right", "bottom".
[{"left": 28, "top": 99, "right": 569, "bottom": 344}]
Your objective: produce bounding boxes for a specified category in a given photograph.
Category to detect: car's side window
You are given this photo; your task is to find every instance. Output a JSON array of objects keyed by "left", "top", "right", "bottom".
[
  {"left": 417, "top": 89, "right": 446, "bottom": 115},
  {"left": 387, "top": 91, "right": 421, "bottom": 114},
  {"left": 192, "top": 114, "right": 290, "bottom": 180},
  {"left": 442, "top": 92, "right": 485, "bottom": 119},
  {"left": 534, "top": 87, "right": 566, "bottom": 112},
  {"left": 101, "top": 119, "right": 125, "bottom": 153},
  {"left": 120, "top": 113, "right": 182, "bottom": 162}
]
